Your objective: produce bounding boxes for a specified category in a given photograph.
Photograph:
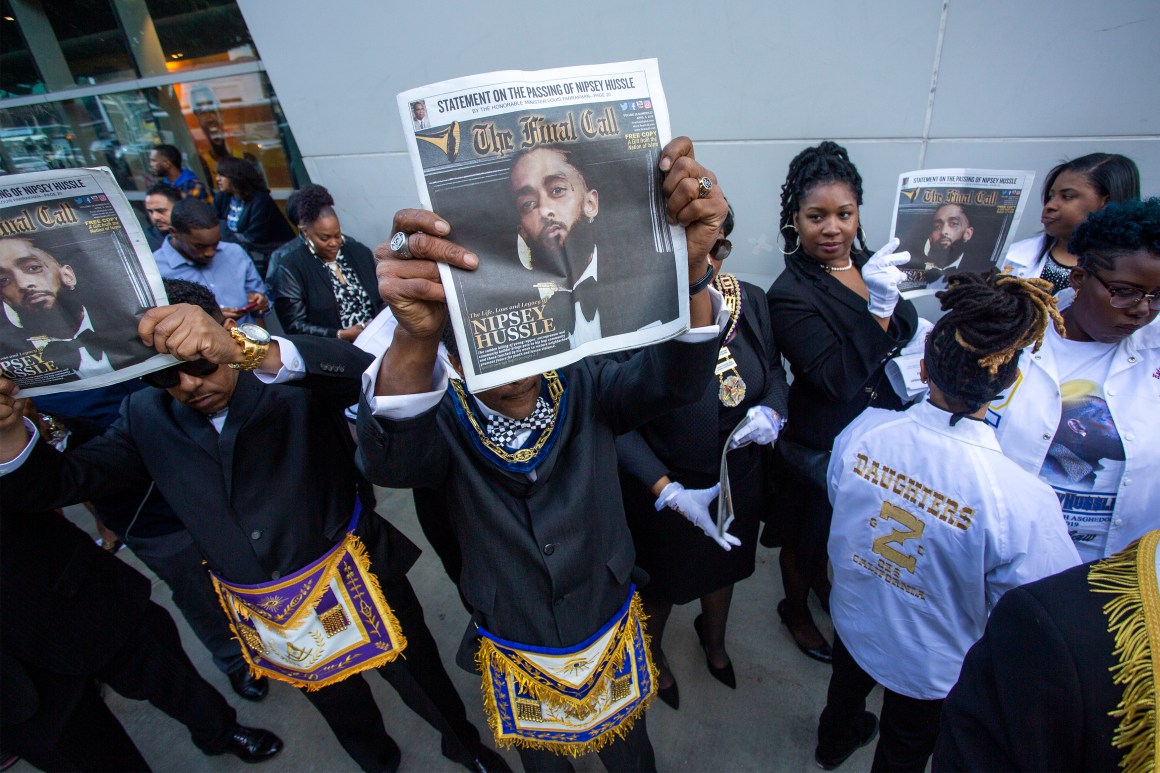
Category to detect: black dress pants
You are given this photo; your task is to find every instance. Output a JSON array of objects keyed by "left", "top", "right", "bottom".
[
  {"left": 818, "top": 636, "right": 943, "bottom": 773},
  {"left": 3, "top": 601, "right": 236, "bottom": 771},
  {"left": 125, "top": 528, "right": 244, "bottom": 675},
  {"left": 515, "top": 714, "right": 656, "bottom": 773},
  {"left": 300, "top": 573, "right": 482, "bottom": 772}
]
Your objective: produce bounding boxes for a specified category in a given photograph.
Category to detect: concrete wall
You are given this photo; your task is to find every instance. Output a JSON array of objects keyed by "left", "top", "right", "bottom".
[{"left": 239, "top": 0, "right": 1159, "bottom": 290}]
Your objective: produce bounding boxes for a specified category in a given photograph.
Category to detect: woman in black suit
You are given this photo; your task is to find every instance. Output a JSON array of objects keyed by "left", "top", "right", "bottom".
[
  {"left": 765, "top": 142, "right": 918, "bottom": 663},
  {"left": 269, "top": 184, "right": 382, "bottom": 341},
  {"left": 617, "top": 208, "right": 789, "bottom": 708},
  {"left": 212, "top": 156, "right": 294, "bottom": 256}
]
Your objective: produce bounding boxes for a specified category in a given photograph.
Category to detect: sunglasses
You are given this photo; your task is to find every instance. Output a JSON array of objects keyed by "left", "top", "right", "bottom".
[
  {"left": 1089, "top": 272, "right": 1160, "bottom": 310},
  {"left": 710, "top": 238, "right": 732, "bottom": 261},
  {"left": 142, "top": 359, "right": 219, "bottom": 389}
]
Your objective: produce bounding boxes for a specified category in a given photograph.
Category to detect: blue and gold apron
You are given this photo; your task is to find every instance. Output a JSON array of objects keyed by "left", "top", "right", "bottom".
[
  {"left": 210, "top": 501, "right": 406, "bottom": 690},
  {"left": 475, "top": 588, "right": 656, "bottom": 756}
]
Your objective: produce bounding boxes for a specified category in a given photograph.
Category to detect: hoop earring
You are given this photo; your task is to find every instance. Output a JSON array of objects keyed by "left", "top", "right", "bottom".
[
  {"left": 857, "top": 226, "right": 868, "bottom": 250},
  {"left": 779, "top": 224, "right": 800, "bottom": 256},
  {"left": 305, "top": 236, "right": 318, "bottom": 256}
]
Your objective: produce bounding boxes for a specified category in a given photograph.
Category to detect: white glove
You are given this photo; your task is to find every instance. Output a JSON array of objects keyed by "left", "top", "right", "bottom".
[
  {"left": 862, "top": 237, "right": 911, "bottom": 318},
  {"left": 727, "top": 406, "right": 785, "bottom": 450},
  {"left": 654, "top": 481, "right": 740, "bottom": 551}
]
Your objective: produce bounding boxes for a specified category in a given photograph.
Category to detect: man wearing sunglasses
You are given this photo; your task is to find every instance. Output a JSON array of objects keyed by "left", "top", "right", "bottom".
[{"left": 0, "top": 283, "right": 507, "bottom": 772}]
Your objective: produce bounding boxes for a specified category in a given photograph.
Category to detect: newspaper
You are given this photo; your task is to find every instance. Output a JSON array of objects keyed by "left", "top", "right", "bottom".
[
  {"left": 889, "top": 168, "right": 1036, "bottom": 299},
  {"left": 398, "top": 59, "right": 687, "bottom": 392},
  {"left": 0, "top": 167, "right": 174, "bottom": 396}
]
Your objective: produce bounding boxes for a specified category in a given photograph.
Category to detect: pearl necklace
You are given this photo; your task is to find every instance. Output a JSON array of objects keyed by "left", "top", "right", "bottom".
[{"left": 825, "top": 258, "right": 854, "bottom": 272}]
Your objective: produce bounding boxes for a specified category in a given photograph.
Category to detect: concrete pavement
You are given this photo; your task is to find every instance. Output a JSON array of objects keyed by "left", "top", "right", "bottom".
[{"left": 18, "top": 488, "right": 883, "bottom": 772}]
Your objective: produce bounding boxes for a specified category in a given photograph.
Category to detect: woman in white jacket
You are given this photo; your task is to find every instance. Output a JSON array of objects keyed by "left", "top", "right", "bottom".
[
  {"left": 988, "top": 196, "right": 1160, "bottom": 563},
  {"left": 999, "top": 153, "right": 1139, "bottom": 293},
  {"left": 817, "top": 272, "right": 1080, "bottom": 773}
]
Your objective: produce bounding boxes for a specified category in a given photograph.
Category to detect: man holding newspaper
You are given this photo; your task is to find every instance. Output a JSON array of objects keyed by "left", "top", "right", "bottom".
[{"left": 357, "top": 135, "right": 727, "bottom": 771}]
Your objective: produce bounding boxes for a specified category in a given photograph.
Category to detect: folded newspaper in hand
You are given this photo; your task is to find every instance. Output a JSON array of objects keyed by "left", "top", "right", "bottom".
[
  {"left": 0, "top": 167, "right": 174, "bottom": 396},
  {"left": 397, "top": 59, "right": 688, "bottom": 392},
  {"left": 885, "top": 317, "right": 934, "bottom": 402}
]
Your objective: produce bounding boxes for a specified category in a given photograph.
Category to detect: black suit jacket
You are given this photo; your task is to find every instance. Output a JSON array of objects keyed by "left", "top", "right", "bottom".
[
  {"left": 589, "top": 243, "right": 679, "bottom": 338},
  {"left": 933, "top": 559, "right": 1125, "bottom": 772},
  {"left": 214, "top": 190, "right": 295, "bottom": 253},
  {"left": 766, "top": 250, "right": 918, "bottom": 451},
  {"left": 1, "top": 336, "right": 418, "bottom": 586},
  {"left": 0, "top": 509, "right": 153, "bottom": 727},
  {"left": 357, "top": 335, "right": 717, "bottom": 666},
  {"left": 270, "top": 238, "right": 383, "bottom": 338},
  {"left": 616, "top": 280, "right": 788, "bottom": 486}
]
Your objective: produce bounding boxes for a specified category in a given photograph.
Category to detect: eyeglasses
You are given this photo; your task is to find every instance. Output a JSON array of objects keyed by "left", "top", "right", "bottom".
[
  {"left": 710, "top": 238, "right": 732, "bottom": 261},
  {"left": 142, "top": 359, "right": 219, "bottom": 389},
  {"left": 1089, "top": 272, "right": 1160, "bottom": 310}
]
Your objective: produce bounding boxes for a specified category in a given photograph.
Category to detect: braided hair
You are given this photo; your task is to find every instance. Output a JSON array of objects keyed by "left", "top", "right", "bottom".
[
  {"left": 295, "top": 183, "right": 336, "bottom": 228},
  {"left": 778, "top": 141, "right": 869, "bottom": 255},
  {"left": 1070, "top": 196, "right": 1160, "bottom": 274},
  {"left": 925, "top": 271, "right": 1063, "bottom": 424}
]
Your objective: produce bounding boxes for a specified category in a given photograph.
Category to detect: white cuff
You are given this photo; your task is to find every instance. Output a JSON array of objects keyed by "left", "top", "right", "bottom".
[
  {"left": 361, "top": 351, "right": 450, "bottom": 420},
  {"left": 0, "top": 416, "right": 39, "bottom": 477},
  {"left": 253, "top": 337, "right": 306, "bottom": 384},
  {"left": 677, "top": 285, "right": 727, "bottom": 342}
]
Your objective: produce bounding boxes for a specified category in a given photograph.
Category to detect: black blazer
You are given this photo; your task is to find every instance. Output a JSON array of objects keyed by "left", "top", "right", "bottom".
[
  {"left": 616, "top": 280, "right": 789, "bottom": 486},
  {"left": 214, "top": 190, "right": 294, "bottom": 253},
  {"left": 0, "top": 509, "right": 153, "bottom": 730},
  {"left": 357, "top": 335, "right": 718, "bottom": 667},
  {"left": 933, "top": 559, "right": 1124, "bottom": 772},
  {"left": 766, "top": 250, "right": 918, "bottom": 451},
  {"left": 0, "top": 336, "right": 418, "bottom": 587},
  {"left": 270, "top": 238, "right": 383, "bottom": 338}
]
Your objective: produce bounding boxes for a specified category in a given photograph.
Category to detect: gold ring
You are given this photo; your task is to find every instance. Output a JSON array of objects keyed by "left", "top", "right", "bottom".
[{"left": 697, "top": 176, "right": 713, "bottom": 199}]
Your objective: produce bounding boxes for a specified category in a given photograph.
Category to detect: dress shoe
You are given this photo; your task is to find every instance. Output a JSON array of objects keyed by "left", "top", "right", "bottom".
[
  {"left": 778, "top": 599, "right": 834, "bottom": 664},
  {"left": 442, "top": 737, "right": 512, "bottom": 773},
  {"left": 656, "top": 678, "right": 680, "bottom": 709},
  {"left": 693, "top": 614, "right": 736, "bottom": 689},
  {"left": 815, "top": 711, "right": 877, "bottom": 770},
  {"left": 463, "top": 745, "right": 512, "bottom": 773},
  {"left": 228, "top": 667, "right": 269, "bottom": 702},
  {"left": 201, "top": 724, "right": 283, "bottom": 764}
]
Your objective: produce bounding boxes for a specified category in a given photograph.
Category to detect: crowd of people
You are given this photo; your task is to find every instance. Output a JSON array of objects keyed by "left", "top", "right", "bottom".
[{"left": 0, "top": 137, "right": 1156, "bottom": 773}]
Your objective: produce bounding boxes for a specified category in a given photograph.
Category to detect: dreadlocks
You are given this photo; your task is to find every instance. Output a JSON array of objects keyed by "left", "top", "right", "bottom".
[
  {"left": 925, "top": 271, "right": 1063, "bottom": 424},
  {"left": 778, "top": 141, "right": 869, "bottom": 255}
]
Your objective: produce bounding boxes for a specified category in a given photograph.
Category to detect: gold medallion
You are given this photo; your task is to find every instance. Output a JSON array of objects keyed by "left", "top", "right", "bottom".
[{"left": 719, "top": 373, "right": 746, "bottom": 407}]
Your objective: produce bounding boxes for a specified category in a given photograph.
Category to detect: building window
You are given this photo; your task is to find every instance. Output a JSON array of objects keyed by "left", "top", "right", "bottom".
[
  {"left": 43, "top": 0, "right": 139, "bottom": 86},
  {"left": 0, "top": 0, "right": 45, "bottom": 97},
  {"left": 0, "top": 0, "right": 306, "bottom": 199},
  {"left": 143, "top": 0, "right": 257, "bottom": 73}
]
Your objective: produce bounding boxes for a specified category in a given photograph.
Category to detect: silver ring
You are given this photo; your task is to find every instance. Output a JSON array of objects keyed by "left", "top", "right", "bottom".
[
  {"left": 696, "top": 176, "right": 713, "bottom": 199},
  {"left": 389, "top": 231, "right": 412, "bottom": 259}
]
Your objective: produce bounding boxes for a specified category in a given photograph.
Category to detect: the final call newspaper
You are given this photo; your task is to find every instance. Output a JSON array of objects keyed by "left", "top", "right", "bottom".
[
  {"left": 398, "top": 59, "right": 688, "bottom": 392},
  {"left": 889, "top": 168, "right": 1035, "bottom": 299},
  {"left": 0, "top": 167, "right": 174, "bottom": 396}
]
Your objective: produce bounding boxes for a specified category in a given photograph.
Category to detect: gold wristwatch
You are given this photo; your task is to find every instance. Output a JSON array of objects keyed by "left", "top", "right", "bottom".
[{"left": 228, "top": 323, "right": 271, "bottom": 370}]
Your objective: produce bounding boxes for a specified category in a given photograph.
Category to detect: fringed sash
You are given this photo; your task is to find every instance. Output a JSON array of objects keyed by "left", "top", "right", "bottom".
[
  {"left": 210, "top": 501, "right": 406, "bottom": 691},
  {"left": 1089, "top": 529, "right": 1159, "bottom": 773},
  {"left": 475, "top": 588, "right": 656, "bottom": 756}
]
